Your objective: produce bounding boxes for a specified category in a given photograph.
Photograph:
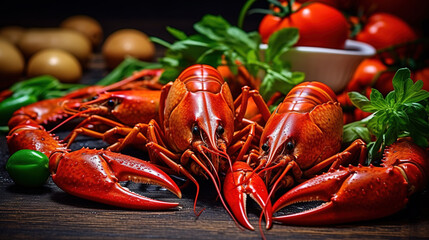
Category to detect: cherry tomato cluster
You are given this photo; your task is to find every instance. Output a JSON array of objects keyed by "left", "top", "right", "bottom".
[
  {"left": 258, "top": 0, "right": 349, "bottom": 49},
  {"left": 338, "top": 5, "right": 427, "bottom": 123},
  {"left": 256, "top": 0, "right": 429, "bottom": 123}
]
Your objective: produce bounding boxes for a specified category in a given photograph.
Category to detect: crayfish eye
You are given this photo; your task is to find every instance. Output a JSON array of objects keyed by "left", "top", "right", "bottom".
[
  {"left": 216, "top": 125, "right": 224, "bottom": 135},
  {"left": 286, "top": 141, "right": 294, "bottom": 151},
  {"left": 192, "top": 125, "right": 200, "bottom": 135},
  {"left": 91, "top": 95, "right": 98, "bottom": 100},
  {"left": 262, "top": 142, "right": 269, "bottom": 152},
  {"left": 107, "top": 99, "right": 115, "bottom": 107}
]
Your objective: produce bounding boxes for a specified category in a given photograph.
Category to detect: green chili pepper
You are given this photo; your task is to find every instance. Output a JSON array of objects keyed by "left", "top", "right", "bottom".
[
  {"left": 6, "top": 149, "right": 50, "bottom": 187},
  {"left": 9, "top": 75, "right": 59, "bottom": 93},
  {"left": 0, "top": 94, "right": 38, "bottom": 125},
  {"left": 95, "top": 57, "right": 162, "bottom": 86}
]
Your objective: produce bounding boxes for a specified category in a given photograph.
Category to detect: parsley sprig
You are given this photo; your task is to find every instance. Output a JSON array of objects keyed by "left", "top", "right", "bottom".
[
  {"left": 150, "top": 14, "right": 304, "bottom": 100},
  {"left": 344, "top": 68, "right": 429, "bottom": 163}
]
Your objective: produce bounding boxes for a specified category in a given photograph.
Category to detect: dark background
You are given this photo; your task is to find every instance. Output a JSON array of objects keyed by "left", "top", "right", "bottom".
[
  {"left": 0, "top": 0, "right": 267, "bottom": 42},
  {"left": 2, "top": 0, "right": 428, "bottom": 48}
]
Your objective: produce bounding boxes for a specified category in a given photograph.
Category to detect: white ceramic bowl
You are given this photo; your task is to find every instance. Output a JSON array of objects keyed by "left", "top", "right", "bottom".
[{"left": 260, "top": 40, "right": 376, "bottom": 93}]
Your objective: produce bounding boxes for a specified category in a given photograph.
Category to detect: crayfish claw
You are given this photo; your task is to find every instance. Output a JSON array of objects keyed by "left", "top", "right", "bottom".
[
  {"left": 272, "top": 165, "right": 409, "bottom": 225},
  {"left": 51, "top": 149, "right": 181, "bottom": 210},
  {"left": 223, "top": 161, "right": 272, "bottom": 230}
]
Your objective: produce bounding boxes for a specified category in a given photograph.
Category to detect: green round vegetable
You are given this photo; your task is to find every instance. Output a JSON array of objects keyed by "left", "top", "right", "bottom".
[
  {"left": 6, "top": 149, "right": 50, "bottom": 187},
  {"left": 0, "top": 94, "right": 38, "bottom": 125}
]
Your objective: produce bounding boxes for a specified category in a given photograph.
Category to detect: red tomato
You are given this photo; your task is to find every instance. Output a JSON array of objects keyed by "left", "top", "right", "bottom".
[
  {"left": 356, "top": 0, "right": 429, "bottom": 28},
  {"left": 373, "top": 70, "right": 396, "bottom": 96},
  {"left": 415, "top": 67, "right": 429, "bottom": 92},
  {"left": 373, "top": 67, "right": 429, "bottom": 96},
  {"left": 259, "top": 2, "right": 301, "bottom": 44},
  {"left": 259, "top": 14, "right": 283, "bottom": 44},
  {"left": 355, "top": 13, "right": 418, "bottom": 50},
  {"left": 259, "top": 2, "right": 349, "bottom": 49},
  {"left": 346, "top": 58, "right": 388, "bottom": 92}
]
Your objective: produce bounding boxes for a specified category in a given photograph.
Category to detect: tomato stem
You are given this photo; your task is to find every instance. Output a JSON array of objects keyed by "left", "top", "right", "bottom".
[
  {"left": 238, "top": 0, "right": 259, "bottom": 29},
  {"left": 377, "top": 38, "right": 428, "bottom": 71},
  {"left": 240, "top": 0, "right": 295, "bottom": 19}
]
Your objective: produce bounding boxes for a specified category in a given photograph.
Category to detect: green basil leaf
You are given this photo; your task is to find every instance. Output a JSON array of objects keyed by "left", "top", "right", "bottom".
[
  {"left": 406, "top": 79, "right": 424, "bottom": 94},
  {"left": 226, "top": 27, "right": 257, "bottom": 49},
  {"left": 385, "top": 91, "right": 396, "bottom": 106},
  {"left": 367, "top": 110, "right": 386, "bottom": 136},
  {"left": 259, "top": 69, "right": 301, "bottom": 101},
  {"left": 159, "top": 56, "right": 180, "bottom": 67},
  {"left": 393, "top": 110, "right": 409, "bottom": 127},
  {"left": 384, "top": 124, "right": 398, "bottom": 146},
  {"left": 194, "top": 15, "right": 231, "bottom": 41},
  {"left": 266, "top": 28, "right": 299, "bottom": 63},
  {"left": 246, "top": 50, "right": 260, "bottom": 77},
  {"left": 348, "top": 91, "right": 377, "bottom": 112},
  {"left": 392, "top": 67, "right": 411, "bottom": 101},
  {"left": 150, "top": 36, "right": 172, "bottom": 48},
  {"left": 369, "top": 88, "right": 388, "bottom": 109},
  {"left": 196, "top": 48, "right": 224, "bottom": 67},
  {"left": 159, "top": 68, "right": 182, "bottom": 84},
  {"left": 292, "top": 71, "right": 305, "bottom": 82},
  {"left": 247, "top": 31, "right": 262, "bottom": 45},
  {"left": 403, "top": 86, "right": 429, "bottom": 104},
  {"left": 367, "top": 137, "right": 384, "bottom": 164},
  {"left": 343, "top": 122, "right": 372, "bottom": 144},
  {"left": 259, "top": 73, "right": 276, "bottom": 101},
  {"left": 166, "top": 26, "right": 188, "bottom": 40},
  {"left": 169, "top": 39, "right": 210, "bottom": 52}
]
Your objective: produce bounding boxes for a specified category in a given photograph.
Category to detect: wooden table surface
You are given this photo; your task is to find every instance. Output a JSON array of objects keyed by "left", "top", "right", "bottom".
[
  {"left": 1, "top": 59, "right": 429, "bottom": 240},
  {"left": 1, "top": 3, "right": 429, "bottom": 239},
  {"left": 1, "top": 134, "right": 429, "bottom": 240}
]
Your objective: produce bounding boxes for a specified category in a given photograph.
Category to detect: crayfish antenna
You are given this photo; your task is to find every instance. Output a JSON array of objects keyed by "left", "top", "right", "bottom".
[
  {"left": 217, "top": 142, "right": 234, "bottom": 176},
  {"left": 48, "top": 108, "right": 93, "bottom": 133},
  {"left": 189, "top": 176, "right": 205, "bottom": 218},
  {"left": 255, "top": 161, "right": 293, "bottom": 233},
  {"left": 191, "top": 150, "right": 246, "bottom": 230},
  {"left": 99, "top": 68, "right": 163, "bottom": 92}
]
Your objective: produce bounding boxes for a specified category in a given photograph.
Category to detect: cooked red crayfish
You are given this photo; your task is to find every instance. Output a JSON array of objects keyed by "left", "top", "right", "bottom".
[
  {"left": 224, "top": 81, "right": 367, "bottom": 230},
  {"left": 7, "top": 122, "right": 182, "bottom": 210},
  {"left": 7, "top": 64, "right": 427, "bottom": 232},
  {"left": 6, "top": 68, "right": 184, "bottom": 210},
  {"left": 89, "top": 64, "right": 272, "bottom": 222},
  {"left": 225, "top": 81, "right": 428, "bottom": 230},
  {"left": 273, "top": 138, "right": 429, "bottom": 225},
  {"left": 6, "top": 64, "right": 274, "bottom": 225},
  {"left": 8, "top": 68, "right": 164, "bottom": 130}
]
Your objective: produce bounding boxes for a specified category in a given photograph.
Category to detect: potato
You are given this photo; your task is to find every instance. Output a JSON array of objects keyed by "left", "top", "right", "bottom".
[
  {"left": 60, "top": 15, "right": 103, "bottom": 48},
  {"left": 102, "top": 29, "right": 155, "bottom": 69},
  {"left": 26, "top": 49, "right": 82, "bottom": 83},
  {"left": 0, "top": 38, "right": 25, "bottom": 89},
  {"left": 17, "top": 28, "right": 92, "bottom": 65},
  {"left": 0, "top": 26, "right": 25, "bottom": 45}
]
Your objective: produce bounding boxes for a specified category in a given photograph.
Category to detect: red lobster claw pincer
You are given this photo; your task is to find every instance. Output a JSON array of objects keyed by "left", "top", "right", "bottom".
[
  {"left": 272, "top": 165, "right": 410, "bottom": 225},
  {"left": 50, "top": 149, "right": 182, "bottom": 210},
  {"left": 223, "top": 161, "right": 272, "bottom": 230}
]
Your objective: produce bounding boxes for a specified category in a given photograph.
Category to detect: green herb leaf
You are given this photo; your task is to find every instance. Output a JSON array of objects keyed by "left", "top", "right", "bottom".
[
  {"left": 266, "top": 28, "right": 299, "bottom": 63},
  {"left": 166, "top": 26, "right": 188, "bottom": 40},
  {"left": 345, "top": 67, "right": 429, "bottom": 163},
  {"left": 348, "top": 91, "right": 376, "bottom": 112},
  {"left": 152, "top": 14, "right": 303, "bottom": 100}
]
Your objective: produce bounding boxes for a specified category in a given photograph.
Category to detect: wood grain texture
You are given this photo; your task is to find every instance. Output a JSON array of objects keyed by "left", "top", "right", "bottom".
[
  {"left": 1, "top": 55, "right": 429, "bottom": 240},
  {"left": 2, "top": 120, "right": 429, "bottom": 240}
]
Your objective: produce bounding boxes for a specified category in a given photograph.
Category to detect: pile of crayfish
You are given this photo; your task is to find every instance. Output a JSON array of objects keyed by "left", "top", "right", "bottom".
[{"left": 4, "top": 64, "right": 429, "bottom": 233}]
